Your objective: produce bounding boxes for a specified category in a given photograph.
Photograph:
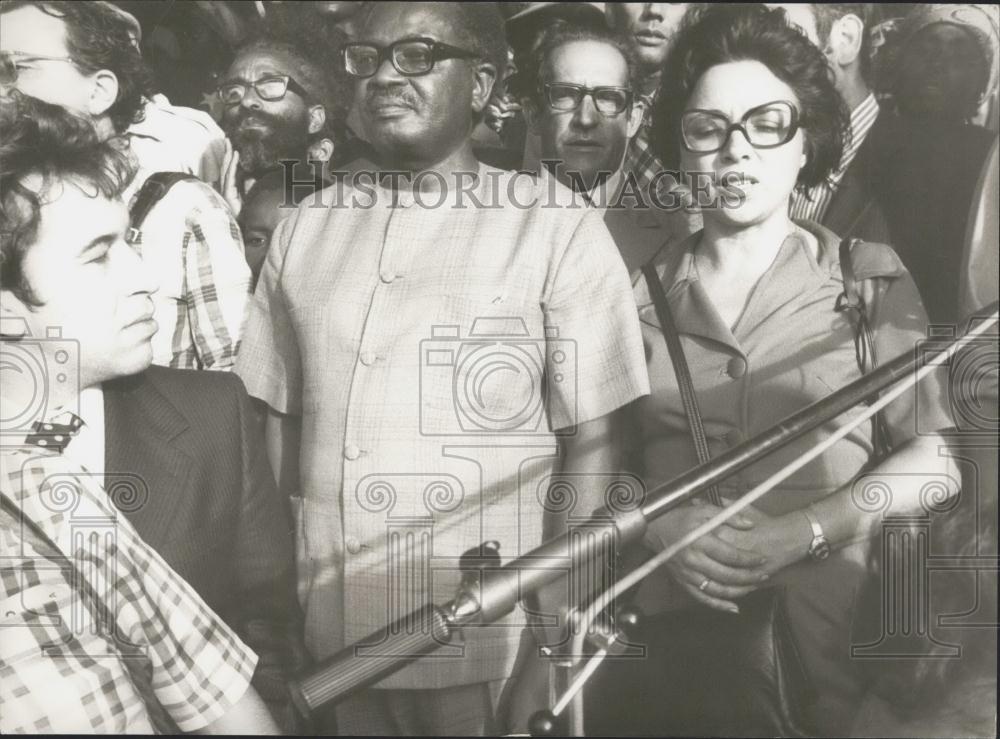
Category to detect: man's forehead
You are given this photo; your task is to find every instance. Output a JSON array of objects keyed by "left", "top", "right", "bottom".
[
  {"left": 548, "top": 40, "right": 629, "bottom": 87},
  {"left": 228, "top": 48, "right": 299, "bottom": 79},
  {"left": 0, "top": 4, "right": 71, "bottom": 55},
  {"left": 361, "top": 2, "right": 460, "bottom": 45}
]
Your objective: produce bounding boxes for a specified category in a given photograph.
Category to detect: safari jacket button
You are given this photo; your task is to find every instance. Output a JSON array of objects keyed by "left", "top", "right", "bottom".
[
  {"left": 727, "top": 356, "right": 747, "bottom": 379},
  {"left": 344, "top": 444, "right": 361, "bottom": 460},
  {"left": 724, "top": 429, "right": 744, "bottom": 447},
  {"left": 346, "top": 537, "right": 363, "bottom": 555}
]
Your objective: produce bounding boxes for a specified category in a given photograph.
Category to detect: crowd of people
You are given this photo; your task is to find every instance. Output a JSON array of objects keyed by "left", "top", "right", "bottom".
[{"left": 1, "top": 2, "right": 997, "bottom": 736}]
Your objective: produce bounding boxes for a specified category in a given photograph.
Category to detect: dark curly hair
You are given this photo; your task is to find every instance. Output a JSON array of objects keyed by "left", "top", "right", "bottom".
[
  {"left": 651, "top": 3, "right": 847, "bottom": 189},
  {"left": 0, "top": 0, "right": 151, "bottom": 133},
  {"left": 0, "top": 91, "right": 135, "bottom": 306},
  {"left": 520, "top": 23, "right": 639, "bottom": 111}
]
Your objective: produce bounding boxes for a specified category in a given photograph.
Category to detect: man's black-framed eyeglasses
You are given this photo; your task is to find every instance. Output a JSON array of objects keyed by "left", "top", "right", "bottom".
[
  {"left": 343, "top": 37, "right": 479, "bottom": 78},
  {"left": 543, "top": 82, "right": 633, "bottom": 117},
  {"left": 0, "top": 51, "right": 77, "bottom": 86},
  {"left": 216, "top": 75, "right": 310, "bottom": 105},
  {"left": 680, "top": 100, "right": 800, "bottom": 153}
]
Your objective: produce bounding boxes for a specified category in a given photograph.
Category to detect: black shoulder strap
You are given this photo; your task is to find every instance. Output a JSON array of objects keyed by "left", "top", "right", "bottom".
[
  {"left": 835, "top": 236, "right": 893, "bottom": 458},
  {"left": 126, "top": 172, "right": 199, "bottom": 245},
  {"left": 642, "top": 263, "right": 721, "bottom": 506}
]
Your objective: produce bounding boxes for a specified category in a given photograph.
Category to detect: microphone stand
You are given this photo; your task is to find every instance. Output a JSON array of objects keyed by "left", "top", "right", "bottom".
[{"left": 289, "top": 305, "right": 999, "bottom": 730}]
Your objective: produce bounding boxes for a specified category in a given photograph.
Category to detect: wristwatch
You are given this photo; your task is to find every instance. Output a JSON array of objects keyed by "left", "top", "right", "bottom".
[{"left": 803, "top": 508, "right": 831, "bottom": 561}]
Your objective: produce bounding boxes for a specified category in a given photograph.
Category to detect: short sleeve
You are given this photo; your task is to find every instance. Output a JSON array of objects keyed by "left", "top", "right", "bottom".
[
  {"left": 866, "top": 269, "right": 954, "bottom": 441},
  {"left": 235, "top": 211, "right": 303, "bottom": 414},
  {"left": 543, "top": 209, "right": 650, "bottom": 429}
]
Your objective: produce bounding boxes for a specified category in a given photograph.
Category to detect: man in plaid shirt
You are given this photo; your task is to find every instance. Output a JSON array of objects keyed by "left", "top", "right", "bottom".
[
  {"left": 0, "top": 0, "right": 249, "bottom": 370},
  {"left": 0, "top": 450, "right": 277, "bottom": 734},
  {"left": 0, "top": 88, "right": 297, "bottom": 731}
]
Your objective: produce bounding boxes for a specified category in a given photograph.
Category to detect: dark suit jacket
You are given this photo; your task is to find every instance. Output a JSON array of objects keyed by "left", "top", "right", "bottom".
[
  {"left": 103, "top": 367, "right": 302, "bottom": 710},
  {"left": 827, "top": 111, "right": 997, "bottom": 324},
  {"left": 822, "top": 112, "right": 894, "bottom": 245}
]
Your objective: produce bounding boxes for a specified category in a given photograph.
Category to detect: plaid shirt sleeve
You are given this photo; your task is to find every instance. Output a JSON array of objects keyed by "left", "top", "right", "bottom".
[
  {"left": 181, "top": 182, "right": 251, "bottom": 370},
  {"left": 1, "top": 451, "right": 258, "bottom": 733}
]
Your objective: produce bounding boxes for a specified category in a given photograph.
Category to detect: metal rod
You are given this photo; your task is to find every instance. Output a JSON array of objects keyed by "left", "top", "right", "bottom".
[{"left": 288, "top": 303, "right": 998, "bottom": 714}]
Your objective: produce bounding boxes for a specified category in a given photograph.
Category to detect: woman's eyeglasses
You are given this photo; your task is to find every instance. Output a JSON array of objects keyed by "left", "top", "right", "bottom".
[
  {"left": 217, "top": 75, "right": 310, "bottom": 105},
  {"left": 0, "top": 51, "right": 77, "bottom": 86},
  {"left": 542, "top": 83, "right": 632, "bottom": 117},
  {"left": 680, "top": 100, "right": 800, "bottom": 153},
  {"left": 343, "top": 37, "right": 479, "bottom": 78}
]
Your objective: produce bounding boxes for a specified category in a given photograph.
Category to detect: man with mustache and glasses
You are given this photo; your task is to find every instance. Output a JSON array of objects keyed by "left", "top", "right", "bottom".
[
  {"left": 0, "top": 0, "right": 251, "bottom": 372},
  {"left": 606, "top": 3, "right": 693, "bottom": 190},
  {"left": 218, "top": 17, "right": 352, "bottom": 218},
  {"left": 235, "top": 2, "right": 650, "bottom": 735},
  {"left": 523, "top": 23, "right": 698, "bottom": 276}
]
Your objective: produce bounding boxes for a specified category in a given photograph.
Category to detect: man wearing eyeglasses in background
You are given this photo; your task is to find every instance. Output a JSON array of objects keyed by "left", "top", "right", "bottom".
[
  {"left": 0, "top": 0, "right": 250, "bottom": 372},
  {"left": 235, "top": 2, "right": 650, "bottom": 735},
  {"left": 523, "top": 23, "right": 698, "bottom": 276},
  {"left": 218, "top": 15, "right": 352, "bottom": 219}
]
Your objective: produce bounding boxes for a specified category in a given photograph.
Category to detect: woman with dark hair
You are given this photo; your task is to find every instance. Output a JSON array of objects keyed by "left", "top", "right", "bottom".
[{"left": 629, "top": 5, "right": 958, "bottom": 734}]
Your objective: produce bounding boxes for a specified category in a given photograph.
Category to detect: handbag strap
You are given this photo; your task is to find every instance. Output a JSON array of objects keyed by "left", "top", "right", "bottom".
[
  {"left": 642, "top": 264, "right": 722, "bottom": 506},
  {"left": 834, "top": 237, "right": 893, "bottom": 458}
]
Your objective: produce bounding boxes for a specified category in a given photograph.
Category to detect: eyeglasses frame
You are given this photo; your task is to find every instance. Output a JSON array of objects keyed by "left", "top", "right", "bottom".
[
  {"left": 216, "top": 74, "right": 311, "bottom": 105},
  {"left": 342, "top": 36, "right": 480, "bottom": 79},
  {"left": 680, "top": 99, "right": 801, "bottom": 154},
  {"left": 0, "top": 51, "right": 78, "bottom": 85},
  {"left": 541, "top": 82, "right": 634, "bottom": 118}
]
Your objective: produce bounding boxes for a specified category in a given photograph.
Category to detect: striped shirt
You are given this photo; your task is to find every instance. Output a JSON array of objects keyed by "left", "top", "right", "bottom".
[
  {"left": 126, "top": 172, "right": 250, "bottom": 371},
  {"left": 0, "top": 449, "right": 256, "bottom": 734},
  {"left": 790, "top": 93, "right": 880, "bottom": 223}
]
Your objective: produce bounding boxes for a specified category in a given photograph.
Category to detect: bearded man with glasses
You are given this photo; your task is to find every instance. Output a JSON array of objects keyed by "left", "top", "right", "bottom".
[
  {"left": 235, "top": 3, "right": 651, "bottom": 735},
  {"left": 218, "top": 17, "right": 351, "bottom": 218}
]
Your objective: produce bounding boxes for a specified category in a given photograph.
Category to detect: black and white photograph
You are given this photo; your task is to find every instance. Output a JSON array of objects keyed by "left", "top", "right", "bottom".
[{"left": 1, "top": 2, "right": 997, "bottom": 736}]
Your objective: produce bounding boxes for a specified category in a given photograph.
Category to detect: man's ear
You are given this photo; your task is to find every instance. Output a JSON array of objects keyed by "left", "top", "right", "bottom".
[
  {"left": 307, "top": 104, "right": 327, "bottom": 135},
  {"left": 470, "top": 61, "right": 498, "bottom": 115},
  {"left": 626, "top": 100, "right": 645, "bottom": 140},
  {"left": 828, "top": 14, "right": 865, "bottom": 67},
  {"left": 86, "top": 69, "right": 119, "bottom": 118},
  {"left": 307, "top": 137, "right": 335, "bottom": 163}
]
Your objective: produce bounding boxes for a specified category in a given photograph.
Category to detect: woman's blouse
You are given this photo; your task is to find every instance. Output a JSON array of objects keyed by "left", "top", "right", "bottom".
[{"left": 632, "top": 222, "right": 954, "bottom": 543}]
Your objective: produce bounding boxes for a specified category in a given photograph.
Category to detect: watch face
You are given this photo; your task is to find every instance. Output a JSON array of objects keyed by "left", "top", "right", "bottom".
[{"left": 810, "top": 537, "right": 831, "bottom": 560}]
